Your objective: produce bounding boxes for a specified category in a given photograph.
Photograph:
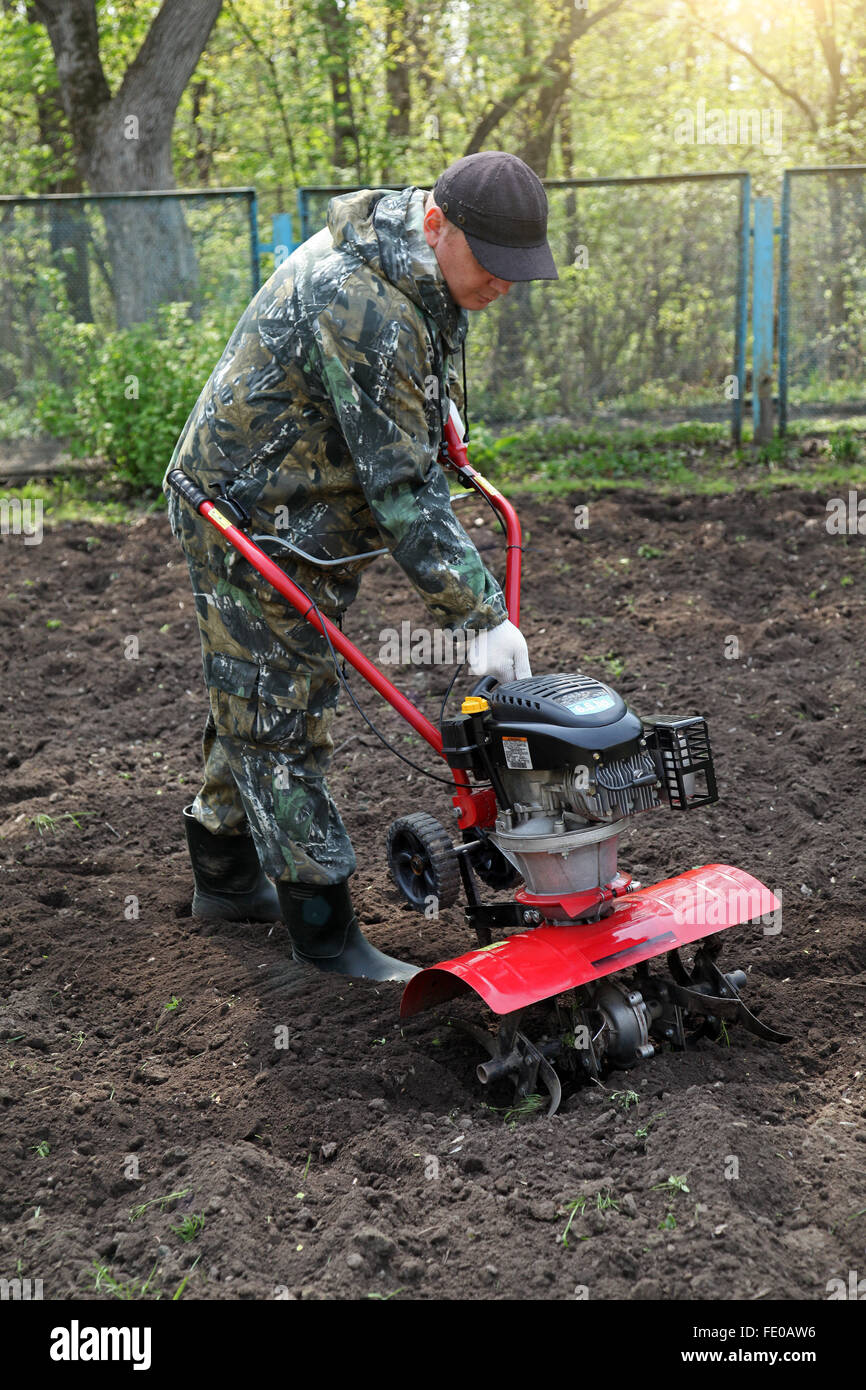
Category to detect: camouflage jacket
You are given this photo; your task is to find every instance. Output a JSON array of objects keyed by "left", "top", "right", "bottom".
[{"left": 165, "top": 186, "right": 507, "bottom": 630}]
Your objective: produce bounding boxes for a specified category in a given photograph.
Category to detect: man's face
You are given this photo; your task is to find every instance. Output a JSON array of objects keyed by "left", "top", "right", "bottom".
[{"left": 424, "top": 202, "right": 513, "bottom": 311}]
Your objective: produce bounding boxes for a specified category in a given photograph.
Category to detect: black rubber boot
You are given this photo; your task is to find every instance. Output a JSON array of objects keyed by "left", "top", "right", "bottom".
[
  {"left": 183, "top": 806, "right": 281, "bottom": 922},
  {"left": 277, "top": 880, "right": 419, "bottom": 983}
]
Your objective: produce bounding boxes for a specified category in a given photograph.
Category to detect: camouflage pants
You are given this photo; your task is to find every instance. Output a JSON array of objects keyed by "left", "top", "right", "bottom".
[{"left": 177, "top": 509, "right": 356, "bottom": 886}]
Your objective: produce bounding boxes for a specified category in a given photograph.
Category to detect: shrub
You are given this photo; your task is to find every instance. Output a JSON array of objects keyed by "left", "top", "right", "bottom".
[{"left": 35, "top": 301, "right": 238, "bottom": 489}]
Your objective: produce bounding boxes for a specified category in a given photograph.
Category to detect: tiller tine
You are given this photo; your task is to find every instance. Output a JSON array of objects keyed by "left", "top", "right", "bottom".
[
  {"left": 665, "top": 945, "right": 792, "bottom": 1044},
  {"left": 401, "top": 864, "right": 779, "bottom": 1018},
  {"left": 451, "top": 1012, "right": 562, "bottom": 1117}
]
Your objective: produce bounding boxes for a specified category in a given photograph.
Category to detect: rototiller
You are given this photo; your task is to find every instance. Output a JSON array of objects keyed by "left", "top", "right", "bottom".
[{"left": 167, "top": 418, "right": 789, "bottom": 1115}]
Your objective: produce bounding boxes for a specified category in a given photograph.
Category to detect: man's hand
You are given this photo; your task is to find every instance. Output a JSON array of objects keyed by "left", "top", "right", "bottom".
[{"left": 468, "top": 618, "right": 531, "bottom": 685}]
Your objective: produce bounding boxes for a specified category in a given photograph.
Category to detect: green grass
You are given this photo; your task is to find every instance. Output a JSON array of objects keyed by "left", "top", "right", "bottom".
[
  {"left": 91, "top": 1255, "right": 200, "bottom": 1301},
  {"left": 559, "top": 1188, "right": 619, "bottom": 1246},
  {"left": 609, "top": 1088, "right": 640, "bottom": 1111},
  {"left": 4, "top": 418, "right": 864, "bottom": 539},
  {"left": 491, "top": 1092, "right": 548, "bottom": 1126},
  {"left": 129, "top": 1188, "right": 191, "bottom": 1222},
  {"left": 635, "top": 1111, "right": 665, "bottom": 1142},
  {"left": 27, "top": 811, "right": 84, "bottom": 836},
  {"left": 0, "top": 474, "right": 159, "bottom": 526},
  {"left": 459, "top": 417, "right": 866, "bottom": 498},
  {"left": 560, "top": 1196, "right": 587, "bottom": 1247},
  {"left": 171, "top": 1213, "right": 205, "bottom": 1243},
  {"left": 92, "top": 1259, "right": 159, "bottom": 1300}
]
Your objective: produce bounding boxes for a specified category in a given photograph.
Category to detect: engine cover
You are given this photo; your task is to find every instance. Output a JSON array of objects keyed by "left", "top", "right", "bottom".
[
  {"left": 441, "top": 673, "right": 717, "bottom": 904},
  {"left": 488, "top": 673, "right": 642, "bottom": 771},
  {"left": 490, "top": 673, "right": 628, "bottom": 727}
]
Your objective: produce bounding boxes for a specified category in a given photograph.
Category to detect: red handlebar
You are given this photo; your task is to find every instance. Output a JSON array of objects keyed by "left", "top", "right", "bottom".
[{"left": 443, "top": 416, "right": 522, "bottom": 627}]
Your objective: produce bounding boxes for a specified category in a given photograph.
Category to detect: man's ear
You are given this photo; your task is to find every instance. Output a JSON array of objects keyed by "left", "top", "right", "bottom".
[{"left": 424, "top": 203, "right": 446, "bottom": 248}]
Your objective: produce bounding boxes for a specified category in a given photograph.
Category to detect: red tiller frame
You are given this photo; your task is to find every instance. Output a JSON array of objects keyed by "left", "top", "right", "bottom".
[
  {"left": 442, "top": 416, "right": 522, "bottom": 626},
  {"left": 166, "top": 419, "right": 521, "bottom": 828}
]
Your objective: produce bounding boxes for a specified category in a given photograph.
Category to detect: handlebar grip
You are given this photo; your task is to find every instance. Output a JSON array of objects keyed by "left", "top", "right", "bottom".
[
  {"left": 166, "top": 469, "right": 209, "bottom": 512},
  {"left": 469, "top": 674, "right": 500, "bottom": 698}
]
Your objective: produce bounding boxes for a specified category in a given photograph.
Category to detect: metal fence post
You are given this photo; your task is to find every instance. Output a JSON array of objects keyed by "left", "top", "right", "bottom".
[
  {"left": 298, "top": 189, "right": 310, "bottom": 245},
  {"left": 272, "top": 212, "right": 295, "bottom": 263},
  {"left": 751, "top": 195, "right": 775, "bottom": 442},
  {"left": 733, "top": 173, "right": 750, "bottom": 446},
  {"left": 778, "top": 173, "right": 791, "bottom": 437},
  {"left": 248, "top": 190, "right": 260, "bottom": 295},
  {"left": 257, "top": 212, "right": 297, "bottom": 275}
]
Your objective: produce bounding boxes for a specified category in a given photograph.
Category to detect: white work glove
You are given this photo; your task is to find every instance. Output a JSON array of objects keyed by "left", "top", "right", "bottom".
[{"left": 468, "top": 618, "right": 532, "bottom": 685}]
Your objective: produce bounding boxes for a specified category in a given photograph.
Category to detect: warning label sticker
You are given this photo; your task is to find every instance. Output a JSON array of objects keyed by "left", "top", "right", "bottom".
[{"left": 502, "top": 736, "right": 532, "bottom": 771}]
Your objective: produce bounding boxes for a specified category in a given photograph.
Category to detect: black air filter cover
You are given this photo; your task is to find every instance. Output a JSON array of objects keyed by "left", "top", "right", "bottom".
[
  {"left": 488, "top": 673, "right": 644, "bottom": 769},
  {"left": 491, "top": 674, "right": 627, "bottom": 727}
]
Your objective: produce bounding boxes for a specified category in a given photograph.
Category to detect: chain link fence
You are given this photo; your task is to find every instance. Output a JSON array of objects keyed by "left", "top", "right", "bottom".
[
  {"left": 8, "top": 169, "right": 863, "bottom": 461},
  {"left": 779, "top": 165, "right": 866, "bottom": 431},
  {"left": 0, "top": 189, "right": 258, "bottom": 438},
  {"left": 299, "top": 173, "right": 749, "bottom": 440}
]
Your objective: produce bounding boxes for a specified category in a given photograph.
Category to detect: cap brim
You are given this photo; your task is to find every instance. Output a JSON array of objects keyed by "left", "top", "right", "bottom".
[{"left": 465, "top": 232, "right": 559, "bottom": 282}]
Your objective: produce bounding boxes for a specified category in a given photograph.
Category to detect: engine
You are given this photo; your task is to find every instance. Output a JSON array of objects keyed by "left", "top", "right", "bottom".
[{"left": 442, "top": 673, "right": 717, "bottom": 910}]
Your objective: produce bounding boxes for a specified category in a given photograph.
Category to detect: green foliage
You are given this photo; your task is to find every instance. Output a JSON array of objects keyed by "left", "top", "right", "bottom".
[
  {"left": 465, "top": 418, "right": 731, "bottom": 486},
  {"left": 155, "top": 995, "right": 183, "bottom": 1031},
  {"left": 129, "top": 1188, "right": 192, "bottom": 1223},
  {"left": 92, "top": 1259, "right": 160, "bottom": 1301},
  {"left": 635, "top": 1111, "right": 665, "bottom": 1142},
  {"left": 0, "top": 476, "right": 147, "bottom": 525},
  {"left": 27, "top": 811, "right": 82, "bottom": 835},
  {"left": 560, "top": 1196, "right": 587, "bottom": 1246},
  {"left": 3, "top": 0, "right": 866, "bottom": 482},
  {"left": 829, "top": 428, "right": 863, "bottom": 462},
  {"left": 171, "top": 1213, "right": 205, "bottom": 1243},
  {"left": 6, "top": 0, "right": 866, "bottom": 203},
  {"left": 34, "top": 302, "right": 236, "bottom": 489},
  {"left": 653, "top": 1174, "right": 690, "bottom": 1194}
]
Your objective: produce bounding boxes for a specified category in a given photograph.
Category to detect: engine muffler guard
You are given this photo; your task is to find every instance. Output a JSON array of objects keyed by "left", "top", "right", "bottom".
[{"left": 400, "top": 864, "right": 778, "bottom": 1018}]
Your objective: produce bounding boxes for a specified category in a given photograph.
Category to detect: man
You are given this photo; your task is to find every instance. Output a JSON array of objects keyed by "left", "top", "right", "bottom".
[{"left": 164, "top": 150, "right": 558, "bottom": 983}]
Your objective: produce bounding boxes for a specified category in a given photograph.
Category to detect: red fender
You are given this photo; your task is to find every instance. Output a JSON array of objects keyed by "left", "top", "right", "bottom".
[{"left": 400, "top": 864, "right": 779, "bottom": 1018}]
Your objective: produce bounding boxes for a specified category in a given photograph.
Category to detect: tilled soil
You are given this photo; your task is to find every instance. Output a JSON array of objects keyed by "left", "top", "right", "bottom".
[{"left": 0, "top": 485, "right": 864, "bottom": 1302}]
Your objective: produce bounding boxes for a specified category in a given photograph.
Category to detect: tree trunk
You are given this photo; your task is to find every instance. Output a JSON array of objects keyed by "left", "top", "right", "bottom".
[
  {"left": 383, "top": 0, "right": 411, "bottom": 180},
  {"left": 48, "top": 203, "right": 93, "bottom": 322},
  {"left": 517, "top": 2, "right": 578, "bottom": 177},
  {"left": 316, "top": 0, "right": 361, "bottom": 177},
  {"left": 26, "top": 2, "right": 94, "bottom": 323},
  {"left": 33, "top": 0, "right": 223, "bottom": 326},
  {"left": 190, "top": 80, "right": 214, "bottom": 186}
]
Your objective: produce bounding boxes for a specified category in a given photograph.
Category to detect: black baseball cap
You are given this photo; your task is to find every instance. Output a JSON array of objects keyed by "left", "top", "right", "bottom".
[{"left": 432, "top": 151, "right": 558, "bottom": 282}]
